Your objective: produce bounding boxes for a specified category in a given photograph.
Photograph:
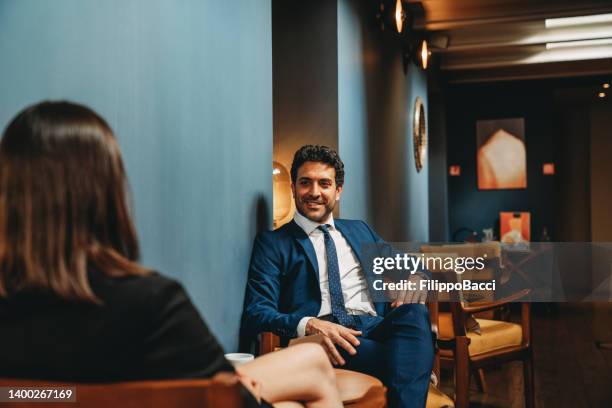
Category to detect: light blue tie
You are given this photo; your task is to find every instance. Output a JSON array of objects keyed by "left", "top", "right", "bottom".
[{"left": 318, "top": 224, "right": 353, "bottom": 327}]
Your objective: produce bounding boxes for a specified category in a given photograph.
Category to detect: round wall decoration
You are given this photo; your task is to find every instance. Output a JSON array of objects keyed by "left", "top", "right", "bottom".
[{"left": 413, "top": 96, "right": 427, "bottom": 172}]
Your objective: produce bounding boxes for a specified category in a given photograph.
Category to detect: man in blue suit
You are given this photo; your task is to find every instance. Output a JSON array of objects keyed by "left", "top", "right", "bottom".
[{"left": 242, "top": 145, "right": 433, "bottom": 408}]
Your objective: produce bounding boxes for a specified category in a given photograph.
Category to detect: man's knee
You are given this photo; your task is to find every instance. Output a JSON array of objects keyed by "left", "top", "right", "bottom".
[
  {"left": 392, "top": 303, "right": 430, "bottom": 327},
  {"left": 393, "top": 305, "right": 434, "bottom": 365}
]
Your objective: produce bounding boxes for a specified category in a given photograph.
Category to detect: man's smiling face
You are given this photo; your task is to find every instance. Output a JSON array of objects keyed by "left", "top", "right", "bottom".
[{"left": 292, "top": 161, "right": 342, "bottom": 223}]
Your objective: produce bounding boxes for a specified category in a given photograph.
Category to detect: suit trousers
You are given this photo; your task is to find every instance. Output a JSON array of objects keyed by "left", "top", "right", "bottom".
[{"left": 337, "top": 304, "right": 434, "bottom": 408}]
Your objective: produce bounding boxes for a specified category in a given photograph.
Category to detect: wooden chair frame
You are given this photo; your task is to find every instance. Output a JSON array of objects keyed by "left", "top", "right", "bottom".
[
  {"left": 259, "top": 302, "right": 447, "bottom": 408},
  {"left": 0, "top": 378, "right": 244, "bottom": 408},
  {"left": 421, "top": 242, "right": 534, "bottom": 408},
  {"left": 437, "top": 289, "right": 534, "bottom": 408},
  {"left": 259, "top": 302, "right": 443, "bottom": 380}
]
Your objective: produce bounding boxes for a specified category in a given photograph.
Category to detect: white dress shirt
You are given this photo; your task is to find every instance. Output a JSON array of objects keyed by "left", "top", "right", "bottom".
[{"left": 294, "top": 211, "right": 377, "bottom": 337}]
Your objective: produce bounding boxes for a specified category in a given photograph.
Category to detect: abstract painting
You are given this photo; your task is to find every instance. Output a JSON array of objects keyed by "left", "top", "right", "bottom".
[{"left": 477, "top": 118, "right": 527, "bottom": 190}]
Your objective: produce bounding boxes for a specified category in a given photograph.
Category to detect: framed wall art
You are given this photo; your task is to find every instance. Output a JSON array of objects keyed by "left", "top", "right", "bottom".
[
  {"left": 500, "top": 211, "right": 531, "bottom": 244},
  {"left": 477, "top": 118, "right": 526, "bottom": 190}
]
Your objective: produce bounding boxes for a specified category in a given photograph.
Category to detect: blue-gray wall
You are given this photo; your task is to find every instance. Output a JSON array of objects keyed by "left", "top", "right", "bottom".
[
  {"left": 0, "top": 0, "right": 272, "bottom": 351},
  {"left": 337, "top": 0, "right": 370, "bottom": 223},
  {"left": 272, "top": 0, "right": 338, "bottom": 175},
  {"left": 338, "top": 0, "right": 429, "bottom": 242},
  {"left": 427, "top": 70, "right": 450, "bottom": 242}
]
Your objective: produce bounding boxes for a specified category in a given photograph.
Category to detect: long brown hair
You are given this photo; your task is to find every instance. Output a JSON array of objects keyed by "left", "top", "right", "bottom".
[{"left": 0, "top": 101, "right": 148, "bottom": 303}]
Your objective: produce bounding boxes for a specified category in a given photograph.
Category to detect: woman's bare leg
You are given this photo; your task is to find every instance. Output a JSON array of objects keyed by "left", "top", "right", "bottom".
[{"left": 238, "top": 343, "right": 342, "bottom": 408}]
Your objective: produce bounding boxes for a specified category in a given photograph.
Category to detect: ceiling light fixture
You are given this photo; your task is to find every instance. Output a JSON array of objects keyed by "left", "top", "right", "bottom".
[
  {"left": 545, "top": 13, "right": 612, "bottom": 28},
  {"left": 546, "top": 38, "right": 612, "bottom": 49},
  {"left": 524, "top": 46, "right": 612, "bottom": 64}
]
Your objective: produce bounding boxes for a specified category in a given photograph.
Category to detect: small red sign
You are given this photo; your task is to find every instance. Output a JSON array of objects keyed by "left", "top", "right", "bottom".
[
  {"left": 449, "top": 165, "right": 461, "bottom": 176},
  {"left": 543, "top": 163, "right": 555, "bottom": 175}
]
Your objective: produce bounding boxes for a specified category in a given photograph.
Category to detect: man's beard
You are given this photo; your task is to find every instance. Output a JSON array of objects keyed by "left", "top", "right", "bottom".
[{"left": 296, "top": 198, "right": 336, "bottom": 223}]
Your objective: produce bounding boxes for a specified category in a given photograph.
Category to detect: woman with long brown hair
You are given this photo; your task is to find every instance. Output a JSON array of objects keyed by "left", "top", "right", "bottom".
[{"left": 0, "top": 101, "right": 341, "bottom": 408}]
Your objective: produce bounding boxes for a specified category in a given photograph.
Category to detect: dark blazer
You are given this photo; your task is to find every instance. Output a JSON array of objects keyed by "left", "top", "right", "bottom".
[
  {"left": 242, "top": 218, "right": 389, "bottom": 340},
  {"left": 0, "top": 270, "right": 233, "bottom": 383}
]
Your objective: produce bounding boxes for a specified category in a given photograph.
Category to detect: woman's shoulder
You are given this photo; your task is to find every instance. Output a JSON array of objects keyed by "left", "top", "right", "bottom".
[{"left": 89, "top": 269, "right": 189, "bottom": 309}]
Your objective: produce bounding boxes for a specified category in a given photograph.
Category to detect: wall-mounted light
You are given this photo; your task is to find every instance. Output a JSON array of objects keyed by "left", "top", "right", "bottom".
[
  {"left": 402, "top": 37, "right": 432, "bottom": 72},
  {"left": 420, "top": 39, "right": 430, "bottom": 69},
  {"left": 376, "top": 1, "right": 430, "bottom": 72},
  {"left": 272, "top": 162, "right": 293, "bottom": 229},
  {"left": 394, "top": 0, "right": 405, "bottom": 33},
  {"left": 377, "top": 0, "right": 409, "bottom": 34},
  {"left": 599, "top": 92, "right": 607, "bottom": 98},
  {"left": 604, "top": 83, "right": 610, "bottom": 89}
]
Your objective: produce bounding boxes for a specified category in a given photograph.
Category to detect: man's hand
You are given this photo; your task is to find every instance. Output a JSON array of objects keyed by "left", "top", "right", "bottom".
[
  {"left": 305, "top": 318, "right": 362, "bottom": 366},
  {"left": 390, "top": 272, "right": 428, "bottom": 308}
]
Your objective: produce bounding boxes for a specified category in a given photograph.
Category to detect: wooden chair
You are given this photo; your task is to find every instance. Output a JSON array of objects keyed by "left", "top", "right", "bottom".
[
  {"left": 259, "top": 301, "right": 455, "bottom": 408},
  {"left": 421, "top": 243, "right": 535, "bottom": 408},
  {"left": 260, "top": 332, "right": 387, "bottom": 408},
  {"left": 427, "top": 300, "right": 457, "bottom": 408},
  {"left": 0, "top": 378, "right": 243, "bottom": 408}
]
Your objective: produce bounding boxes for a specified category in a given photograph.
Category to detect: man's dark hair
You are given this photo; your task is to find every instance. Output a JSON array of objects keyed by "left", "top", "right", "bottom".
[{"left": 290, "top": 145, "right": 345, "bottom": 187}]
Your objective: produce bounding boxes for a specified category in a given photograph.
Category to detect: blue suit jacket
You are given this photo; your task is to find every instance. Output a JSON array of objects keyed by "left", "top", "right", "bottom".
[{"left": 242, "top": 218, "right": 389, "bottom": 340}]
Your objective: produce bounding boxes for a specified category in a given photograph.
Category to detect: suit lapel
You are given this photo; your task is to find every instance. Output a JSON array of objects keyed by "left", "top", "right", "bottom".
[
  {"left": 288, "top": 220, "right": 320, "bottom": 281},
  {"left": 334, "top": 220, "right": 363, "bottom": 265}
]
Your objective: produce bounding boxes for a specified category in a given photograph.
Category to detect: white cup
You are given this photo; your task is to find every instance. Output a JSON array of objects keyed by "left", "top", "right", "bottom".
[{"left": 224, "top": 353, "right": 255, "bottom": 367}]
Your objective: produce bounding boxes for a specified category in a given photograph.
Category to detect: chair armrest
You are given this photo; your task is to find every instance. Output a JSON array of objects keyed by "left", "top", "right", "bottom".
[
  {"left": 461, "top": 289, "right": 530, "bottom": 314},
  {"left": 259, "top": 332, "right": 281, "bottom": 355},
  {"left": 436, "top": 338, "right": 458, "bottom": 350},
  {"left": 256, "top": 337, "right": 388, "bottom": 407},
  {"left": 520, "top": 301, "right": 532, "bottom": 347},
  {"left": 0, "top": 378, "right": 244, "bottom": 408}
]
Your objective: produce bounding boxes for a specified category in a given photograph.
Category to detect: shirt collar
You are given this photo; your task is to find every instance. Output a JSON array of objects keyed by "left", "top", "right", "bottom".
[{"left": 293, "top": 210, "right": 335, "bottom": 236}]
